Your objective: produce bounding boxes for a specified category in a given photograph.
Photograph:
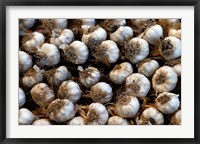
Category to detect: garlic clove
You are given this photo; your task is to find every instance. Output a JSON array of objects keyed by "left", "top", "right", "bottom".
[
  {"left": 107, "top": 116, "right": 130, "bottom": 125},
  {"left": 32, "top": 118, "right": 52, "bottom": 125},
  {"left": 19, "top": 108, "right": 35, "bottom": 125},
  {"left": 19, "top": 87, "right": 26, "bottom": 108},
  {"left": 67, "top": 116, "right": 86, "bottom": 125},
  {"left": 19, "top": 50, "right": 33, "bottom": 73}
]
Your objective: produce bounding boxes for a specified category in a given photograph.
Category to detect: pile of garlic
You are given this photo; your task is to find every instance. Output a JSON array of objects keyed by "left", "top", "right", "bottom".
[{"left": 19, "top": 19, "right": 181, "bottom": 125}]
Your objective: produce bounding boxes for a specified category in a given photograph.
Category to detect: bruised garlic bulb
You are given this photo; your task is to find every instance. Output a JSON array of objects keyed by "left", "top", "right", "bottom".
[
  {"left": 19, "top": 51, "right": 32, "bottom": 73},
  {"left": 47, "top": 99, "right": 77, "bottom": 123},
  {"left": 125, "top": 73, "right": 151, "bottom": 98},
  {"left": 109, "top": 62, "right": 133, "bottom": 84},
  {"left": 155, "top": 92, "right": 180, "bottom": 114},
  {"left": 168, "top": 29, "right": 181, "bottom": 39},
  {"left": 19, "top": 108, "right": 35, "bottom": 125},
  {"left": 78, "top": 66, "right": 100, "bottom": 88},
  {"left": 122, "top": 37, "right": 149, "bottom": 64},
  {"left": 59, "top": 41, "right": 89, "bottom": 64},
  {"left": 57, "top": 80, "right": 81, "bottom": 103},
  {"left": 19, "top": 87, "right": 26, "bottom": 108},
  {"left": 31, "top": 83, "right": 55, "bottom": 108},
  {"left": 159, "top": 36, "right": 181, "bottom": 60},
  {"left": 107, "top": 116, "right": 130, "bottom": 125},
  {"left": 170, "top": 109, "right": 181, "bottom": 125},
  {"left": 67, "top": 116, "right": 86, "bottom": 125},
  {"left": 41, "top": 19, "right": 68, "bottom": 30},
  {"left": 32, "top": 119, "right": 52, "bottom": 125},
  {"left": 152, "top": 66, "right": 178, "bottom": 93}
]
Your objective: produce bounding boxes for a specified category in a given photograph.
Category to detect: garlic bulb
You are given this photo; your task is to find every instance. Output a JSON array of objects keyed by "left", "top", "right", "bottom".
[
  {"left": 168, "top": 29, "right": 181, "bottom": 39},
  {"left": 159, "top": 36, "right": 181, "bottom": 60},
  {"left": 137, "top": 59, "right": 159, "bottom": 78},
  {"left": 122, "top": 37, "right": 149, "bottom": 64},
  {"left": 19, "top": 108, "right": 35, "bottom": 125},
  {"left": 41, "top": 19, "right": 68, "bottom": 30},
  {"left": 102, "top": 19, "right": 126, "bottom": 32},
  {"left": 19, "top": 50, "right": 32, "bottom": 73},
  {"left": 155, "top": 92, "right": 180, "bottom": 114},
  {"left": 81, "top": 19, "right": 96, "bottom": 31},
  {"left": 152, "top": 66, "right": 178, "bottom": 93},
  {"left": 125, "top": 73, "right": 151, "bottom": 98},
  {"left": 59, "top": 41, "right": 89, "bottom": 64},
  {"left": 88, "top": 82, "right": 113, "bottom": 103},
  {"left": 116, "top": 96, "right": 140, "bottom": 118},
  {"left": 67, "top": 116, "right": 86, "bottom": 125},
  {"left": 22, "top": 65, "right": 44, "bottom": 88},
  {"left": 47, "top": 99, "right": 77, "bottom": 123},
  {"left": 170, "top": 109, "right": 181, "bottom": 125},
  {"left": 57, "top": 80, "right": 81, "bottom": 103},
  {"left": 78, "top": 66, "right": 100, "bottom": 88},
  {"left": 110, "top": 26, "right": 133, "bottom": 46},
  {"left": 137, "top": 107, "right": 164, "bottom": 125},
  {"left": 107, "top": 116, "right": 130, "bottom": 125},
  {"left": 86, "top": 102, "right": 109, "bottom": 125},
  {"left": 19, "top": 87, "right": 26, "bottom": 108},
  {"left": 19, "top": 19, "right": 35, "bottom": 36},
  {"left": 109, "top": 62, "right": 133, "bottom": 84},
  {"left": 32, "top": 118, "right": 52, "bottom": 125},
  {"left": 31, "top": 83, "right": 55, "bottom": 108},
  {"left": 173, "top": 63, "right": 181, "bottom": 77}
]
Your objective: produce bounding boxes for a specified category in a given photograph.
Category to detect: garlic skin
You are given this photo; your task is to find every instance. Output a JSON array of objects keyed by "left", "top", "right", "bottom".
[
  {"left": 78, "top": 66, "right": 100, "bottom": 88},
  {"left": 102, "top": 19, "right": 126, "bottom": 32},
  {"left": 32, "top": 119, "right": 52, "bottom": 125},
  {"left": 122, "top": 37, "right": 149, "bottom": 64},
  {"left": 170, "top": 109, "right": 181, "bottom": 125},
  {"left": 81, "top": 19, "right": 96, "bottom": 31},
  {"left": 168, "top": 29, "right": 181, "bottom": 39},
  {"left": 57, "top": 80, "right": 81, "bottom": 103},
  {"left": 137, "top": 59, "right": 159, "bottom": 78},
  {"left": 67, "top": 116, "right": 86, "bottom": 125},
  {"left": 47, "top": 99, "right": 77, "bottom": 123},
  {"left": 31, "top": 83, "right": 55, "bottom": 108},
  {"left": 59, "top": 41, "right": 89, "bottom": 64},
  {"left": 88, "top": 82, "right": 113, "bottom": 103},
  {"left": 159, "top": 36, "right": 181, "bottom": 60},
  {"left": 116, "top": 96, "right": 140, "bottom": 118},
  {"left": 86, "top": 102, "right": 109, "bottom": 125},
  {"left": 108, "top": 116, "right": 130, "bottom": 125},
  {"left": 155, "top": 92, "right": 180, "bottom": 114},
  {"left": 125, "top": 73, "right": 151, "bottom": 98},
  {"left": 19, "top": 108, "right": 35, "bottom": 125},
  {"left": 137, "top": 107, "right": 164, "bottom": 125},
  {"left": 19, "top": 87, "right": 26, "bottom": 108},
  {"left": 41, "top": 19, "right": 68, "bottom": 30},
  {"left": 19, "top": 51, "right": 32, "bottom": 73},
  {"left": 152, "top": 66, "right": 178, "bottom": 93},
  {"left": 109, "top": 62, "right": 133, "bottom": 85},
  {"left": 110, "top": 26, "right": 133, "bottom": 46},
  {"left": 173, "top": 63, "right": 181, "bottom": 77}
]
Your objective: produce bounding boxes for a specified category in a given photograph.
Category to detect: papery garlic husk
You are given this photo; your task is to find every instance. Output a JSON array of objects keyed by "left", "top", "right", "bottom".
[
  {"left": 88, "top": 82, "right": 113, "bottom": 103},
  {"left": 32, "top": 118, "right": 52, "bottom": 125},
  {"left": 107, "top": 116, "right": 130, "bottom": 125},
  {"left": 159, "top": 36, "right": 181, "bottom": 60},
  {"left": 168, "top": 29, "right": 181, "bottom": 39},
  {"left": 137, "top": 107, "right": 164, "bottom": 125},
  {"left": 47, "top": 99, "right": 77, "bottom": 123},
  {"left": 81, "top": 19, "right": 96, "bottom": 32},
  {"left": 19, "top": 19, "right": 35, "bottom": 36},
  {"left": 155, "top": 92, "right": 180, "bottom": 114},
  {"left": 116, "top": 96, "right": 140, "bottom": 118},
  {"left": 19, "top": 50, "right": 32, "bottom": 73},
  {"left": 173, "top": 63, "right": 181, "bottom": 77},
  {"left": 19, "top": 87, "right": 26, "bottom": 108},
  {"left": 57, "top": 80, "right": 81, "bottom": 103},
  {"left": 137, "top": 59, "right": 159, "bottom": 78},
  {"left": 59, "top": 41, "right": 89, "bottom": 64},
  {"left": 110, "top": 26, "right": 133, "bottom": 46},
  {"left": 31, "top": 83, "right": 55, "bottom": 108},
  {"left": 109, "top": 62, "right": 133, "bottom": 85},
  {"left": 102, "top": 19, "right": 126, "bottom": 32},
  {"left": 86, "top": 102, "right": 109, "bottom": 125},
  {"left": 78, "top": 66, "right": 100, "bottom": 88},
  {"left": 22, "top": 65, "right": 44, "bottom": 88},
  {"left": 67, "top": 116, "right": 86, "bottom": 125},
  {"left": 125, "top": 73, "right": 151, "bottom": 98},
  {"left": 152, "top": 66, "right": 178, "bottom": 93},
  {"left": 19, "top": 108, "right": 36, "bottom": 125},
  {"left": 41, "top": 19, "right": 68, "bottom": 30},
  {"left": 170, "top": 109, "right": 181, "bottom": 125},
  {"left": 122, "top": 37, "right": 149, "bottom": 64}
]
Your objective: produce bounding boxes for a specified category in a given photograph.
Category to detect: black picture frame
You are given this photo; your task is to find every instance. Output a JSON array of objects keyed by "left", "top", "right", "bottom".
[{"left": 0, "top": 0, "right": 199, "bottom": 143}]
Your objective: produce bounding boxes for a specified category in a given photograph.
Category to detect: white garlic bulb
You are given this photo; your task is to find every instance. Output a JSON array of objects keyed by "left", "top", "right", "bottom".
[
  {"left": 67, "top": 116, "right": 86, "bottom": 125},
  {"left": 32, "top": 119, "right": 52, "bottom": 125},
  {"left": 19, "top": 87, "right": 26, "bottom": 108},
  {"left": 155, "top": 92, "right": 180, "bottom": 114},
  {"left": 57, "top": 80, "right": 81, "bottom": 103},
  {"left": 47, "top": 99, "right": 77, "bottom": 123},
  {"left": 86, "top": 102, "right": 109, "bottom": 125},
  {"left": 19, "top": 108, "right": 35, "bottom": 125},
  {"left": 88, "top": 82, "right": 113, "bottom": 103},
  {"left": 41, "top": 19, "right": 68, "bottom": 30},
  {"left": 168, "top": 29, "right": 181, "bottom": 39},
  {"left": 159, "top": 36, "right": 181, "bottom": 60},
  {"left": 78, "top": 66, "right": 100, "bottom": 88},
  {"left": 31, "top": 83, "right": 55, "bottom": 108},
  {"left": 59, "top": 41, "right": 89, "bottom": 64},
  {"left": 152, "top": 66, "right": 178, "bottom": 93},
  {"left": 137, "top": 59, "right": 159, "bottom": 78},
  {"left": 109, "top": 62, "right": 133, "bottom": 85},
  {"left": 19, "top": 19, "right": 35, "bottom": 36},
  {"left": 116, "top": 96, "right": 140, "bottom": 118},
  {"left": 170, "top": 109, "right": 181, "bottom": 125},
  {"left": 137, "top": 107, "right": 164, "bottom": 125},
  {"left": 19, "top": 50, "right": 32, "bottom": 73},
  {"left": 122, "top": 37, "right": 149, "bottom": 64},
  {"left": 81, "top": 19, "right": 96, "bottom": 32},
  {"left": 107, "top": 116, "right": 130, "bottom": 125},
  {"left": 110, "top": 26, "right": 133, "bottom": 46},
  {"left": 173, "top": 63, "right": 181, "bottom": 77},
  {"left": 125, "top": 73, "right": 151, "bottom": 98}
]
